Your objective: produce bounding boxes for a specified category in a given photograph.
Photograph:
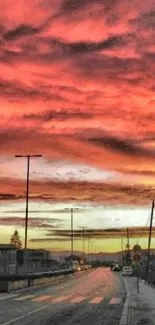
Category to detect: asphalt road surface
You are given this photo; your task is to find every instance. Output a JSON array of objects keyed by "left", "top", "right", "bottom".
[{"left": 0, "top": 268, "right": 125, "bottom": 325}]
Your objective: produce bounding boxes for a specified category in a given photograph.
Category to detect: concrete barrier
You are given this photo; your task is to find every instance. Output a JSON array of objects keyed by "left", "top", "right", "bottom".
[
  {"left": 0, "top": 281, "right": 9, "bottom": 292},
  {"left": 28, "top": 273, "right": 72, "bottom": 287},
  {"left": 9, "top": 280, "right": 28, "bottom": 291},
  {"left": 29, "top": 276, "right": 56, "bottom": 287},
  {"left": 0, "top": 269, "right": 74, "bottom": 292}
]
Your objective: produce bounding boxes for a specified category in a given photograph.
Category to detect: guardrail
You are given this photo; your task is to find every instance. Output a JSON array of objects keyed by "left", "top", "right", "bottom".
[{"left": 0, "top": 268, "right": 74, "bottom": 292}]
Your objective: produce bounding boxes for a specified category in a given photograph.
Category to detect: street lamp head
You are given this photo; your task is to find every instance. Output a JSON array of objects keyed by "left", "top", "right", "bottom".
[{"left": 15, "top": 155, "right": 42, "bottom": 158}]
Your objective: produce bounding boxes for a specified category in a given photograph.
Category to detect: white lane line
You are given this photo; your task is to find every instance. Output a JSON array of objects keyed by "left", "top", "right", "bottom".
[
  {"left": 109, "top": 297, "right": 121, "bottom": 304},
  {"left": 1, "top": 305, "right": 48, "bottom": 325},
  {"left": 13, "top": 295, "right": 36, "bottom": 301},
  {"left": 32, "top": 295, "right": 51, "bottom": 302},
  {"left": 89, "top": 297, "right": 104, "bottom": 304},
  {"left": 0, "top": 294, "right": 19, "bottom": 300},
  {"left": 70, "top": 296, "right": 86, "bottom": 303},
  {"left": 51, "top": 295, "right": 71, "bottom": 303}
]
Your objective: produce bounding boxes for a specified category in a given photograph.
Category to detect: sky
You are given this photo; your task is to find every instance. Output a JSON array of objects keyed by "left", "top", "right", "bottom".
[{"left": 1, "top": 0, "right": 155, "bottom": 252}]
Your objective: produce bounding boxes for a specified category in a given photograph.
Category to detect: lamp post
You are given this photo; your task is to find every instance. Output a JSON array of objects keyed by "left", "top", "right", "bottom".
[
  {"left": 121, "top": 237, "right": 123, "bottom": 266},
  {"left": 71, "top": 208, "right": 74, "bottom": 257},
  {"left": 15, "top": 154, "right": 42, "bottom": 249}
]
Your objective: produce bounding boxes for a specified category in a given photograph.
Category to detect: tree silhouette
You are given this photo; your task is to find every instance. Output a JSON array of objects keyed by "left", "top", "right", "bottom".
[{"left": 10, "top": 230, "right": 22, "bottom": 249}]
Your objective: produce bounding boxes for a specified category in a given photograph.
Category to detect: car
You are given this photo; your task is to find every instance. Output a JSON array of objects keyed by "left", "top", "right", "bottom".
[
  {"left": 122, "top": 266, "right": 133, "bottom": 276},
  {"left": 110, "top": 263, "right": 115, "bottom": 270},
  {"left": 112, "top": 264, "right": 121, "bottom": 272}
]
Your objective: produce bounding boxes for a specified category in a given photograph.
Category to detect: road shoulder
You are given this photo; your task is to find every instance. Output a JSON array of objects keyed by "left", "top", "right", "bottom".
[{"left": 125, "top": 277, "right": 155, "bottom": 325}]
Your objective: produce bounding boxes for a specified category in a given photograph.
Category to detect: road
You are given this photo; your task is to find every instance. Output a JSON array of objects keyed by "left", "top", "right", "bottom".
[{"left": 0, "top": 268, "right": 125, "bottom": 325}]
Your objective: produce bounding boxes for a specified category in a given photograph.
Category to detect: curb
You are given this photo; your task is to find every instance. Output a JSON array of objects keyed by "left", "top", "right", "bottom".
[{"left": 119, "top": 277, "right": 130, "bottom": 325}]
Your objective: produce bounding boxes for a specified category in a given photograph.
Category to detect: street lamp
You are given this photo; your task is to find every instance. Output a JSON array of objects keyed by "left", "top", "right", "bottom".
[
  {"left": 71, "top": 208, "right": 74, "bottom": 257},
  {"left": 15, "top": 154, "right": 42, "bottom": 249},
  {"left": 121, "top": 237, "right": 124, "bottom": 266}
]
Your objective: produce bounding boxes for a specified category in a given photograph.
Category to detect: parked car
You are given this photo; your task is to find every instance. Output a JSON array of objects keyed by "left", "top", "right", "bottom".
[
  {"left": 112, "top": 264, "right": 121, "bottom": 272},
  {"left": 122, "top": 266, "right": 133, "bottom": 276},
  {"left": 110, "top": 263, "right": 115, "bottom": 270}
]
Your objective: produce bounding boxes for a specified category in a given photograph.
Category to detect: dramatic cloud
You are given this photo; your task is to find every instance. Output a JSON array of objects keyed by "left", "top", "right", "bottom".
[
  {"left": 87, "top": 136, "right": 155, "bottom": 157},
  {"left": 0, "top": 216, "right": 60, "bottom": 229},
  {"left": 54, "top": 227, "right": 155, "bottom": 239},
  {"left": 3, "top": 24, "right": 39, "bottom": 41},
  {"left": 0, "top": 0, "right": 155, "bottom": 250},
  {"left": 31, "top": 227, "right": 155, "bottom": 240},
  {"left": 0, "top": 177, "right": 154, "bottom": 206},
  {"left": 30, "top": 237, "right": 79, "bottom": 242},
  {"left": 2, "top": 208, "right": 84, "bottom": 214},
  {"left": 23, "top": 109, "right": 93, "bottom": 121}
]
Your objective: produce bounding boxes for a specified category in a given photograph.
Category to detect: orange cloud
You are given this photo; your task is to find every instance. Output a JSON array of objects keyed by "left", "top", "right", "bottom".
[
  {"left": 0, "top": 177, "right": 154, "bottom": 206},
  {"left": 30, "top": 227, "right": 155, "bottom": 242},
  {"left": 0, "top": 0, "right": 155, "bottom": 212}
]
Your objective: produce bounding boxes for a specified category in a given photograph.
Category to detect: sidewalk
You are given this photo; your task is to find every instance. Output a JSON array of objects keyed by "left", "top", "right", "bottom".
[{"left": 126, "top": 277, "right": 155, "bottom": 325}]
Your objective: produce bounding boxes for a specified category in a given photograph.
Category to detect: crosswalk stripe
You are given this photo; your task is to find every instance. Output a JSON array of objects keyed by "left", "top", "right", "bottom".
[
  {"left": 51, "top": 295, "right": 71, "bottom": 303},
  {"left": 89, "top": 297, "right": 104, "bottom": 304},
  {"left": 13, "top": 295, "right": 36, "bottom": 301},
  {"left": 0, "top": 294, "right": 19, "bottom": 300},
  {"left": 32, "top": 295, "right": 51, "bottom": 302},
  {"left": 70, "top": 296, "right": 86, "bottom": 303},
  {"left": 7, "top": 294, "right": 121, "bottom": 306},
  {"left": 109, "top": 298, "right": 121, "bottom": 304}
]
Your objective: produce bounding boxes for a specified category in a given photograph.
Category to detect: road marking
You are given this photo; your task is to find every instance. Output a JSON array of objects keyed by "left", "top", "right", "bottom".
[
  {"left": 89, "top": 297, "right": 104, "bottom": 304},
  {"left": 70, "top": 296, "right": 86, "bottom": 303},
  {"left": 32, "top": 295, "right": 51, "bottom": 302},
  {"left": 13, "top": 295, "right": 36, "bottom": 301},
  {"left": 56, "top": 286, "right": 64, "bottom": 290},
  {"left": 51, "top": 295, "right": 70, "bottom": 303},
  {"left": 109, "top": 297, "right": 121, "bottom": 304},
  {"left": 1, "top": 305, "right": 48, "bottom": 325},
  {"left": 0, "top": 294, "right": 19, "bottom": 300}
]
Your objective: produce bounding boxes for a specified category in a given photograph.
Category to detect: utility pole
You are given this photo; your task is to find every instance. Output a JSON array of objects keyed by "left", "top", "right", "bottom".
[
  {"left": 71, "top": 208, "right": 73, "bottom": 257},
  {"left": 127, "top": 228, "right": 130, "bottom": 250},
  {"left": 82, "top": 227, "right": 85, "bottom": 255},
  {"left": 87, "top": 237, "right": 90, "bottom": 263},
  {"left": 15, "top": 154, "right": 42, "bottom": 249},
  {"left": 121, "top": 237, "right": 123, "bottom": 266},
  {"left": 145, "top": 200, "right": 154, "bottom": 280},
  {"left": 125, "top": 228, "right": 131, "bottom": 265}
]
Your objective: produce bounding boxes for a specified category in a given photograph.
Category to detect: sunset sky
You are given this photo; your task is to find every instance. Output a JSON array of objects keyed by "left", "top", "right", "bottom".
[{"left": 1, "top": 0, "right": 155, "bottom": 252}]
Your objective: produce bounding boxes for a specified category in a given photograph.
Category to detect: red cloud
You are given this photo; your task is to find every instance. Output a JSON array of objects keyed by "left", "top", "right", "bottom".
[
  {"left": 0, "top": 177, "right": 154, "bottom": 206},
  {"left": 0, "top": 0, "right": 155, "bottom": 209}
]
